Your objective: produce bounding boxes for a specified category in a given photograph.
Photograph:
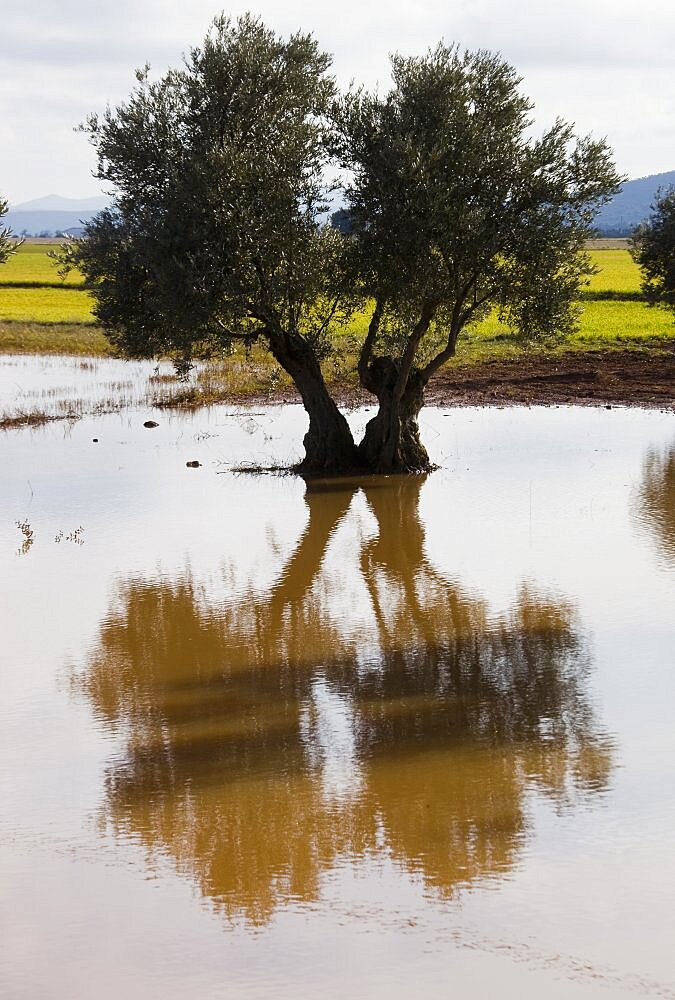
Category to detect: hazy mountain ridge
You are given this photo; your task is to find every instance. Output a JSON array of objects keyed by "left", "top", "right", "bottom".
[
  {"left": 4, "top": 210, "right": 102, "bottom": 237},
  {"left": 9, "top": 194, "right": 110, "bottom": 213},
  {"left": 595, "top": 170, "right": 675, "bottom": 234},
  {"left": 4, "top": 194, "right": 110, "bottom": 236}
]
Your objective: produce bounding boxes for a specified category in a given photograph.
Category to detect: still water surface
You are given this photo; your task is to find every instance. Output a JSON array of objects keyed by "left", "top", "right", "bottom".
[{"left": 1, "top": 358, "right": 674, "bottom": 998}]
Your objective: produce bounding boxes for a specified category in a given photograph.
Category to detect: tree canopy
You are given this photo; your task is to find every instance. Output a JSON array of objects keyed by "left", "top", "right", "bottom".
[
  {"left": 59, "top": 14, "right": 359, "bottom": 472},
  {"left": 631, "top": 186, "right": 675, "bottom": 313},
  {"left": 333, "top": 45, "right": 622, "bottom": 469},
  {"left": 60, "top": 17, "right": 622, "bottom": 475}
]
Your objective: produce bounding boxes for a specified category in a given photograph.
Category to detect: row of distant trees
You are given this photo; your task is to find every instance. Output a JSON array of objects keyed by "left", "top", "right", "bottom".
[
  {"left": 0, "top": 223, "right": 82, "bottom": 238},
  {"left": 2, "top": 15, "right": 674, "bottom": 474},
  {"left": 18, "top": 229, "right": 57, "bottom": 238}
]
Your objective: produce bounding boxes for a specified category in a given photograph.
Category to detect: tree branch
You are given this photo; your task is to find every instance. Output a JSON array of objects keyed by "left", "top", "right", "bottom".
[
  {"left": 313, "top": 295, "right": 342, "bottom": 339},
  {"left": 392, "top": 299, "right": 437, "bottom": 403},
  {"left": 419, "top": 289, "right": 493, "bottom": 382},
  {"left": 358, "top": 297, "right": 384, "bottom": 386},
  {"left": 216, "top": 318, "right": 268, "bottom": 342}
]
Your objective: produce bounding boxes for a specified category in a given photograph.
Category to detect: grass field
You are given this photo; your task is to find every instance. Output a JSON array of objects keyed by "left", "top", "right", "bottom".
[
  {"left": 470, "top": 299, "right": 674, "bottom": 346},
  {"left": 462, "top": 251, "right": 672, "bottom": 348},
  {"left": 0, "top": 242, "right": 84, "bottom": 288},
  {"left": 0, "top": 287, "right": 95, "bottom": 322},
  {"left": 0, "top": 246, "right": 672, "bottom": 363},
  {"left": 572, "top": 301, "right": 674, "bottom": 342},
  {"left": 583, "top": 249, "right": 642, "bottom": 295},
  {"left": 0, "top": 322, "right": 112, "bottom": 356}
]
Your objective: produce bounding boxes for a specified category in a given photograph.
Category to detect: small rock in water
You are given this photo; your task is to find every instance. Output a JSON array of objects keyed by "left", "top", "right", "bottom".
[
  {"left": 143, "top": 420, "right": 159, "bottom": 428},
  {"left": 92, "top": 438, "right": 98, "bottom": 443},
  {"left": 186, "top": 460, "right": 201, "bottom": 468}
]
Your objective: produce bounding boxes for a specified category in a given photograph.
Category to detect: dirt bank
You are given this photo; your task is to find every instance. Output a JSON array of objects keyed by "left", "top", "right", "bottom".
[{"left": 423, "top": 343, "right": 675, "bottom": 410}]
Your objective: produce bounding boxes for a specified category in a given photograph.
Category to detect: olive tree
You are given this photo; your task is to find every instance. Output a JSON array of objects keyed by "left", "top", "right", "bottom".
[
  {"left": 631, "top": 187, "right": 675, "bottom": 313},
  {"left": 59, "top": 15, "right": 360, "bottom": 474},
  {"left": 0, "top": 197, "right": 21, "bottom": 264},
  {"left": 62, "top": 22, "right": 622, "bottom": 476},
  {"left": 333, "top": 46, "right": 623, "bottom": 472}
]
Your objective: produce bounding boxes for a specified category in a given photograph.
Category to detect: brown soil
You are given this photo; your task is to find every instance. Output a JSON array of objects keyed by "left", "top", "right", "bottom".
[
  {"left": 424, "top": 344, "right": 675, "bottom": 410},
  {"left": 198, "top": 343, "right": 675, "bottom": 412}
]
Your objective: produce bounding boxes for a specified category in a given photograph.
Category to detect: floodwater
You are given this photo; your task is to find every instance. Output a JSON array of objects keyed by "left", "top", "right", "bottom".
[{"left": 1, "top": 355, "right": 674, "bottom": 999}]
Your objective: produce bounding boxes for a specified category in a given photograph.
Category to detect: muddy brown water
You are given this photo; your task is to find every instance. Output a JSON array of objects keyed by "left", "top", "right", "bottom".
[{"left": 1, "top": 355, "right": 674, "bottom": 999}]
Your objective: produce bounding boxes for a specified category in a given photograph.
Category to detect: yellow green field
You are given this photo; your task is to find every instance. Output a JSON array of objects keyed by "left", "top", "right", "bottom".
[
  {"left": 0, "top": 287, "right": 95, "bottom": 322},
  {"left": 0, "top": 242, "right": 85, "bottom": 287},
  {"left": 584, "top": 249, "right": 643, "bottom": 295},
  {"left": 472, "top": 299, "right": 674, "bottom": 346},
  {"left": 571, "top": 300, "right": 674, "bottom": 341},
  {"left": 0, "top": 246, "right": 672, "bottom": 359},
  {"left": 457, "top": 250, "right": 673, "bottom": 350}
]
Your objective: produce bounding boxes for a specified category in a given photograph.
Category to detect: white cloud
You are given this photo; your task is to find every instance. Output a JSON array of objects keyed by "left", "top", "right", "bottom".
[{"left": 2, "top": 0, "right": 674, "bottom": 201}]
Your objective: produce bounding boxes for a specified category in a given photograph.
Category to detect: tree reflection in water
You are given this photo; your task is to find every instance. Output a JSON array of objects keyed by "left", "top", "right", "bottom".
[
  {"left": 636, "top": 440, "right": 675, "bottom": 563},
  {"left": 79, "top": 476, "right": 613, "bottom": 925}
]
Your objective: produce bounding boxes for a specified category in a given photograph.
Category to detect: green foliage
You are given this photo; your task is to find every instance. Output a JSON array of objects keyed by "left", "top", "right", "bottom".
[
  {"left": 55, "top": 15, "right": 352, "bottom": 364},
  {"left": 334, "top": 45, "right": 623, "bottom": 367},
  {"left": 0, "top": 197, "right": 22, "bottom": 265},
  {"left": 632, "top": 187, "right": 675, "bottom": 312}
]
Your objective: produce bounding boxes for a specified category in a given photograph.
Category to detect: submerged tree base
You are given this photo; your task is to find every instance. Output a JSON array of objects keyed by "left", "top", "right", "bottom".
[
  {"left": 355, "top": 362, "right": 433, "bottom": 474},
  {"left": 298, "top": 405, "right": 434, "bottom": 476},
  {"left": 357, "top": 413, "right": 433, "bottom": 474},
  {"left": 295, "top": 460, "right": 437, "bottom": 480},
  {"left": 224, "top": 459, "right": 437, "bottom": 480}
]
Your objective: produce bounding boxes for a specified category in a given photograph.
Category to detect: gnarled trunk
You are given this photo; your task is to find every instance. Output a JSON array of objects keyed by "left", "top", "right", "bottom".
[
  {"left": 270, "top": 337, "right": 361, "bottom": 476},
  {"left": 358, "top": 359, "right": 432, "bottom": 474}
]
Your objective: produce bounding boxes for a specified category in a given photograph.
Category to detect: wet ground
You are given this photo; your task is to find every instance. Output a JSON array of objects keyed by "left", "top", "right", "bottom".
[{"left": 1, "top": 342, "right": 673, "bottom": 432}]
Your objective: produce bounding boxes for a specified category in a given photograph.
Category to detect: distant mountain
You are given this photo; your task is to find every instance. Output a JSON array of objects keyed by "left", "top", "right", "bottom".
[
  {"left": 4, "top": 211, "right": 102, "bottom": 237},
  {"left": 9, "top": 194, "right": 110, "bottom": 213},
  {"left": 4, "top": 194, "right": 111, "bottom": 236},
  {"left": 595, "top": 170, "right": 675, "bottom": 235}
]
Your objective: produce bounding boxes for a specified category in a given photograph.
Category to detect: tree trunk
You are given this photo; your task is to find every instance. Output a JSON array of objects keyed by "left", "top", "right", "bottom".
[
  {"left": 270, "top": 337, "right": 361, "bottom": 476},
  {"left": 358, "top": 359, "right": 432, "bottom": 474}
]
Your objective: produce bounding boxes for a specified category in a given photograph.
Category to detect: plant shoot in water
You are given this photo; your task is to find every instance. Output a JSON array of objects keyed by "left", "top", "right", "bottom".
[{"left": 16, "top": 519, "right": 34, "bottom": 556}]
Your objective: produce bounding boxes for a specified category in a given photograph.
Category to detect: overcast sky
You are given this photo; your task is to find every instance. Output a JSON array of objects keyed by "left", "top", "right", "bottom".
[{"left": 2, "top": 0, "right": 674, "bottom": 204}]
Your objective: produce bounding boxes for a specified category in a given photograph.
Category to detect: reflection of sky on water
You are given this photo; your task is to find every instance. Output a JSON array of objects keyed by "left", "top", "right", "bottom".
[{"left": 301, "top": 677, "right": 365, "bottom": 805}]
